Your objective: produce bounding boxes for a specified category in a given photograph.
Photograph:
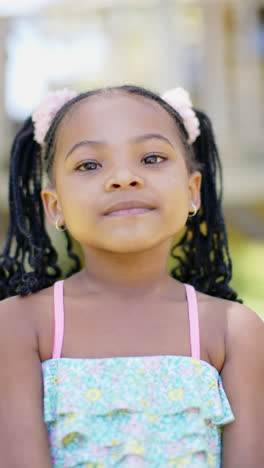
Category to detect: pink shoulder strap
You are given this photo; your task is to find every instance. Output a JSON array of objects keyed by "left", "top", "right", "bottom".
[
  {"left": 52, "top": 280, "right": 65, "bottom": 359},
  {"left": 184, "top": 283, "right": 200, "bottom": 360}
]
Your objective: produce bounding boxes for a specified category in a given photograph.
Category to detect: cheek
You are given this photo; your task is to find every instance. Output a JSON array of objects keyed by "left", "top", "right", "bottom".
[
  {"left": 160, "top": 178, "right": 190, "bottom": 231},
  {"left": 58, "top": 182, "right": 97, "bottom": 224},
  {"left": 163, "top": 173, "right": 189, "bottom": 210}
]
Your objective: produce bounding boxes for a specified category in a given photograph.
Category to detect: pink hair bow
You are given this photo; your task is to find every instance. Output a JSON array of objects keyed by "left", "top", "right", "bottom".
[
  {"left": 161, "top": 87, "right": 200, "bottom": 145},
  {"left": 31, "top": 86, "right": 200, "bottom": 146},
  {"left": 32, "top": 88, "right": 78, "bottom": 145}
]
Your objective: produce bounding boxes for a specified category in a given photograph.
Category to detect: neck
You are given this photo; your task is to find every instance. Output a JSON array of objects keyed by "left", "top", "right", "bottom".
[{"left": 75, "top": 239, "right": 177, "bottom": 299}]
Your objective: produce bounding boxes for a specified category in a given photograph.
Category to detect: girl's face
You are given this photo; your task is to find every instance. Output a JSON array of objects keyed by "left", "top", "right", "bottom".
[{"left": 41, "top": 93, "right": 201, "bottom": 254}]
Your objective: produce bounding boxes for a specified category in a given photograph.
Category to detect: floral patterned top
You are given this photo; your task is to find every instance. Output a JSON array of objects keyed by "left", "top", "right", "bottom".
[{"left": 41, "top": 281, "right": 235, "bottom": 467}]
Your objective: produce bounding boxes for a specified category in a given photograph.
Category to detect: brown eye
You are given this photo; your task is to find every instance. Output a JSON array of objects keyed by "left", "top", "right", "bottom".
[
  {"left": 143, "top": 154, "right": 166, "bottom": 165},
  {"left": 76, "top": 161, "right": 100, "bottom": 171}
]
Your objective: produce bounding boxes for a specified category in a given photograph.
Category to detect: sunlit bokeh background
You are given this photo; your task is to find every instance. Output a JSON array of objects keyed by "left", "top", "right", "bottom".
[{"left": 0, "top": 0, "right": 263, "bottom": 318}]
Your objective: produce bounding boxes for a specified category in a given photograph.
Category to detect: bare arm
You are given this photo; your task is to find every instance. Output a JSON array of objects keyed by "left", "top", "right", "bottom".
[
  {"left": 0, "top": 297, "right": 53, "bottom": 467},
  {"left": 221, "top": 302, "right": 264, "bottom": 467}
]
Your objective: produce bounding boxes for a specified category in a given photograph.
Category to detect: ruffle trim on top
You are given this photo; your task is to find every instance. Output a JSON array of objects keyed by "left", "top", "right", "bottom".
[{"left": 42, "top": 356, "right": 235, "bottom": 467}]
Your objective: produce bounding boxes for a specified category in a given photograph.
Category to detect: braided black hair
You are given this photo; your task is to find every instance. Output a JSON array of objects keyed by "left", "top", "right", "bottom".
[
  {"left": 0, "top": 85, "right": 242, "bottom": 302},
  {"left": 0, "top": 117, "right": 80, "bottom": 299}
]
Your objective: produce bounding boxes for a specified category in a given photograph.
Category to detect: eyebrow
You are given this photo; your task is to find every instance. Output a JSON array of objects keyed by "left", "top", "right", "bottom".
[{"left": 65, "top": 133, "right": 175, "bottom": 160}]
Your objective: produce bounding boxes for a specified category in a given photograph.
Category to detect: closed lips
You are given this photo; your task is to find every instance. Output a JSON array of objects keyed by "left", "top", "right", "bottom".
[{"left": 103, "top": 201, "right": 156, "bottom": 215}]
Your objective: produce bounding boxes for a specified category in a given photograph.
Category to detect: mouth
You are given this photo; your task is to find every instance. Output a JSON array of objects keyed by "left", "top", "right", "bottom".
[{"left": 104, "top": 208, "right": 156, "bottom": 217}]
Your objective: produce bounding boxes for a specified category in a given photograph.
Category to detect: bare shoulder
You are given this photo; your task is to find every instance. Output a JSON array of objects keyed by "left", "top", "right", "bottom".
[
  {"left": 0, "top": 285, "right": 53, "bottom": 318},
  {"left": 194, "top": 287, "right": 255, "bottom": 324},
  {"left": 193, "top": 289, "right": 255, "bottom": 371},
  {"left": 0, "top": 286, "right": 54, "bottom": 353},
  {"left": 223, "top": 297, "right": 264, "bottom": 359}
]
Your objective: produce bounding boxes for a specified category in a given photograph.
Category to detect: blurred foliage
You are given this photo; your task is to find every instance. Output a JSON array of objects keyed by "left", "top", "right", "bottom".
[{"left": 227, "top": 224, "right": 264, "bottom": 320}]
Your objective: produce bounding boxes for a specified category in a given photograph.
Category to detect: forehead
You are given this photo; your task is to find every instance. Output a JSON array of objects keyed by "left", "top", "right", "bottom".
[{"left": 57, "top": 92, "right": 183, "bottom": 151}]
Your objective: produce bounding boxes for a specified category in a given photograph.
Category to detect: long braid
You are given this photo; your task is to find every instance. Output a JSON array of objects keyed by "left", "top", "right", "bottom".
[
  {"left": 170, "top": 110, "right": 242, "bottom": 302},
  {"left": 0, "top": 118, "right": 80, "bottom": 299}
]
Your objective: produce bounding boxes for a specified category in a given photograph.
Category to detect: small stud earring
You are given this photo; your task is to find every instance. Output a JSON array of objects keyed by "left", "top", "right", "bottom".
[
  {"left": 188, "top": 202, "right": 198, "bottom": 217},
  {"left": 55, "top": 218, "right": 67, "bottom": 231}
]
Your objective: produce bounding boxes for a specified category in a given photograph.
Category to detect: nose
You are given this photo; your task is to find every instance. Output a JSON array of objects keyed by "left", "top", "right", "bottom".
[{"left": 104, "top": 168, "right": 145, "bottom": 191}]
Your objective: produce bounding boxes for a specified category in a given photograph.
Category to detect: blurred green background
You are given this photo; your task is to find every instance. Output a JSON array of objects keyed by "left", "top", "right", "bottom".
[{"left": 0, "top": 0, "right": 263, "bottom": 318}]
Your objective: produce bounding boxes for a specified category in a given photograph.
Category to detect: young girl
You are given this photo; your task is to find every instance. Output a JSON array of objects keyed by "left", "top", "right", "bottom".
[{"left": 0, "top": 84, "right": 263, "bottom": 468}]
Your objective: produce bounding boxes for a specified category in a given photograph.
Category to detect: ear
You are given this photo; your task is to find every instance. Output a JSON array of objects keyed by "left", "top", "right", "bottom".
[
  {"left": 188, "top": 170, "right": 202, "bottom": 210},
  {"left": 41, "top": 187, "right": 64, "bottom": 227}
]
